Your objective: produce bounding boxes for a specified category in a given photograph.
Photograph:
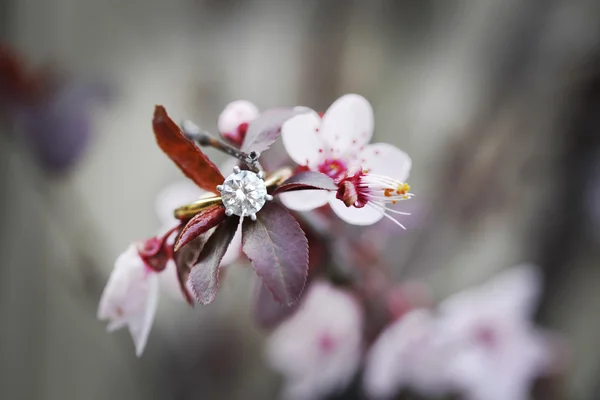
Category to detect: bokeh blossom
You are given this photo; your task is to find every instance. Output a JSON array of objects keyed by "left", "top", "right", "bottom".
[
  {"left": 266, "top": 281, "right": 363, "bottom": 400},
  {"left": 280, "top": 94, "right": 413, "bottom": 227},
  {"left": 363, "top": 309, "right": 451, "bottom": 399},
  {"left": 363, "top": 265, "right": 554, "bottom": 400},
  {"left": 438, "top": 265, "right": 552, "bottom": 400},
  {"left": 217, "top": 100, "right": 260, "bottom": 147}
]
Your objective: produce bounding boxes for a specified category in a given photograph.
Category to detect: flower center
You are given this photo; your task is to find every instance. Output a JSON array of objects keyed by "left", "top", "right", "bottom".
[
  {"left": 336, "top": 172, "right": 370, "bottom": 208},
  {"left": 317, "top": 332, "right": 337, "bottom": 355},
  {"left": 220, "top": 170, "right": 268, "bottom": 216},
  {"left": 317, "top": 159, "right": 348, "bottom": 180}
]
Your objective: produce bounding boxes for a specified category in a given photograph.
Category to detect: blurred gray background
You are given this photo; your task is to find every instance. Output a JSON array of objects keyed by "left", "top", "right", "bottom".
[{"left": 1, "top": 1, "right": 600, "bottom": 399}]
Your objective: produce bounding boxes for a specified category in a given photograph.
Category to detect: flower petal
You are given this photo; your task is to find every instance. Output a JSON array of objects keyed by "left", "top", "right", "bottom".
[
  {"left": 329, "top": 198, "right": 384, "bottom": 225},
  {"left": 359, "top": 143, "right": 412, "bottom": 182},
  {"left": 265, "top": 281, "right": 363, "bottom": 399},
  {"left": 279, "top": 190, "right": 331, "bottom": 212},
  {"left": 320, "top": 94, "right": 374, "bottom": 159},
  {"left": 129, "top": 273, "right": 159, "bottom": 357},
  {"left": 217, "top": 100, "right": 259, "bottom": 135},
  {"left": 97, "top": 245, "right": 159, "bottom": 357},
  {"left": 97, "top": 245, "right": 144, "bottom": 321},
  {"left": 363, "top": 309, "right": 449, "bottom": 399},
  {"left": 281, "top": 110, "right": 324, "bottom": 168}
]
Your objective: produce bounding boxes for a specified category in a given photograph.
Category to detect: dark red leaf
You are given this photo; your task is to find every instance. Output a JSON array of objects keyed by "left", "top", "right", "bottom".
[
  {"left": 253, "top": 282, "right": 299, "bottom": 329},
  {"left": 153, "top": 106, "right": 225, "bottom": 192},
  {"left": 242, "top": 202, "right": 308, "bottom": 305},
  {"left": 189, "top": 216, "right": 240, "bottom": 305},
  {"left": 174, "top": 234, "right": 209, "bottom": 305},
  {"left": 272, "top": 171, "right": 338, "bottom": 195},
  {"left": 174, "top": 204, "right": 226, "bottom": 251},
  {"left": 241, "top": 108, "right": 305, "bottom": 154}
]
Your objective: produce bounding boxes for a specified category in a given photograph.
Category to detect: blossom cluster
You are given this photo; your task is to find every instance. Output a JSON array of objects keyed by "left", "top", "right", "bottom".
[
  {"left": 267, "top": 266, "right": 555, "bottom": 400},
  {"left": 96, "top": 94, "right": 561, "bottom": 399}
]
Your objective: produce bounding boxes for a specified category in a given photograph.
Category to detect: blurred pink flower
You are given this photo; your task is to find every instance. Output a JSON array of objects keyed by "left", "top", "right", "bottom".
[
  {"left": 363, "top": 309, "right": 451, "bottom": 399},
  {"left": 280, "top": 94, "right": 413, "bottom": 227},
  {"left": 438, "top": 265, "right": 552, "bottom": 400},
  {"left": 266, "top": 281, "right": 363, "bottom": 400},
  {"left": 364, "top": 265, "right": 553, "bottom": 400},
  {"left": 97, "top": 245, "right": 159, "bottom": 357}
]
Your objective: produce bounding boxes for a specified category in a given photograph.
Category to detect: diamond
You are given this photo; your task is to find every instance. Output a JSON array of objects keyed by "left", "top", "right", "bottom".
[{"left": 220, "top": 170, "right": 268, "bottom": 217}]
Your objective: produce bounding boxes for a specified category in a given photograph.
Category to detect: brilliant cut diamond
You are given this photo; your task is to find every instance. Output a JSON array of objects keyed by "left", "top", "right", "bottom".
[{"left": 220, "top": 170, "right": 268, "bottom": 216}]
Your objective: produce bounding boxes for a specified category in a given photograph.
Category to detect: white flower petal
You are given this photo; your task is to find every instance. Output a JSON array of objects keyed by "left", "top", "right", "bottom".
[
  {"left": 329, "top": 198, "right": 384, "bottom": 225},
  {"left": 436, "top": 265, "right": 550, "bottom": 400},
  {"left": 106, "top": 319, "right": 127, "bottom": 332},
  {"left": 155, "top": 181, "right": 204, "bottom": 229},
  {"left": 358, "top": 143, "right": 412, "bottom": 182},
  {"left": 97, "top": 245, "right": 159, "bottom": 357},
  {"left": 279, "top": 190, "right": 332, "bottom": 212},
  {"left": 281, "top": 110, "right": 325, "bottom": 168},
  {"left": 129, "top": 273, "right": 159, "bottom": 357},
  {"left": 217, "top": 100, "right": 259, "bottom": 135},
  {"left": 97, "top": 245, "right": 144, "bottom": 321},
  {"left": 320, "top": 94, "right": 374, "bottom": 159}
]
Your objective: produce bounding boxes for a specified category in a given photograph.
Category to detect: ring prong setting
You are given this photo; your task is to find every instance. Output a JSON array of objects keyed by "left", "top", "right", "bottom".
[
  {"left": 249, "top": 213, "right": 257, "bottom": 221},
  {"left": 265, "top": 194, "right": 274, "bottom": 201},
  {"left": 225, "top": 208, "right": 234, "bottom": 216},
  {"left": 216, "top": 185, "right": 224, "bottom": 192},
  {"left": 233, "top": 166, "right": 241, "bottom": 174}
]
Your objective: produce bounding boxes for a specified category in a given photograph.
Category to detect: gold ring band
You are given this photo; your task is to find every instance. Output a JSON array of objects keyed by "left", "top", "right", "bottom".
[{"left": 174, "top": 167, "right": 293, "bottom": 220}]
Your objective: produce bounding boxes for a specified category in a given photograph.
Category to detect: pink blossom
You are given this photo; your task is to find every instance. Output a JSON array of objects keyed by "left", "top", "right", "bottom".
[
  {"left": 217, "top": 100, "right": 260, "bottom": 147},
  {"left": 280, "top": 94, "right": 413, "bottom": 227},
  {"left": 97, "top": 245, "right": 159, "bottom": 357},
  {"left": 266, "top": 281, "right": 363, "bottom": 400},
  {"left": 363, "top": 310, "right": 451, "bottom": 399},
  {"left": 438, "top": 265, "right": 552, "bottom": 400},
  {"left": 363, "top": 265, "right": 553, "bottom": 400}
]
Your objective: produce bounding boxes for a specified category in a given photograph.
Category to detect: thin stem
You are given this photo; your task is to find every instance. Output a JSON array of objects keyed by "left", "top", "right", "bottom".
[{"left": 180, "top": 120, "right": 263, "bottom": 173}]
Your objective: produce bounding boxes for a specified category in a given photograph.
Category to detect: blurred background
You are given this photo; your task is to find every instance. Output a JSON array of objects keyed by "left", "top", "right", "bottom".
[{"left": 1, "top": 0, "right": 600, "bottom": 399}]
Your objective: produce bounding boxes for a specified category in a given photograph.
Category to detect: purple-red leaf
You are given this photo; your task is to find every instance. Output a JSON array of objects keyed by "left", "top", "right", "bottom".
[
  {"left": 241, "top": 108, "right": 305, "bottom": 154},
  {"left": 253, "top": 282, "right": 299, "bottom": 329},
  {"left": 174, "top": 204, "right": 226, "bottom": 251},
  {"left": 174, "top": 234, "right": 209, "bottom": 305},
  {"left": 272, "top": 171, "right": 338, "bottom": 194},
  {"left": 153, "top": 106, "right": 225, "bottom": 192},
  {"left": 189, "top": 216, "right": 240, "bottom": 305},
  {"left": 242, "top": 202, "right": 308, "bottom": 306}
]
